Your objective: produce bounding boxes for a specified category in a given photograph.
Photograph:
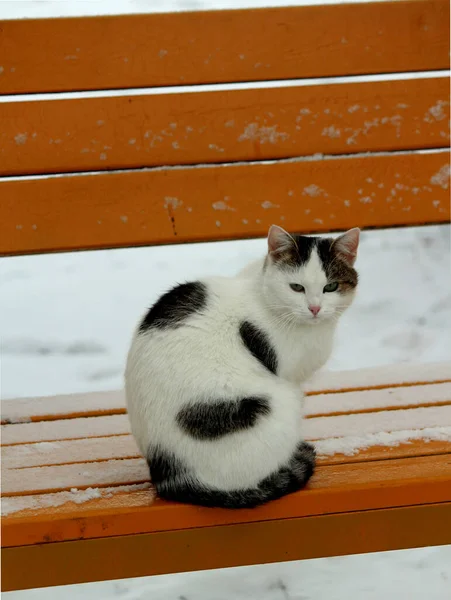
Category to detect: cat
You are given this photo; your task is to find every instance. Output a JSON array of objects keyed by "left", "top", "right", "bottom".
[{"left": 125, "top": 225, "right": 359, "bottom": 508}]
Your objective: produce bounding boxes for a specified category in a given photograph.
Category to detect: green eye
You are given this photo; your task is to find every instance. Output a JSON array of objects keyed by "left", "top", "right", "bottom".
[
  {"left": 290, "top": 283, "right": 305, "bottom": 293},
  {"left": 323, "top": 282, "right": 339, "bottom": 293}
]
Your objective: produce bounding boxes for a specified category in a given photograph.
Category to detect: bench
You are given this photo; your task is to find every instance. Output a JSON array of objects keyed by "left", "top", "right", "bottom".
[{"left": 1, "top": 0, "right": 450, "bottom": 592}]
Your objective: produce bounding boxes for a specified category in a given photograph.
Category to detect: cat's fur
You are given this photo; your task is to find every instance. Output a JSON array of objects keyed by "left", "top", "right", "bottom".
[{"left": 125, "top": 225, "right": 360, "bottom": 508}]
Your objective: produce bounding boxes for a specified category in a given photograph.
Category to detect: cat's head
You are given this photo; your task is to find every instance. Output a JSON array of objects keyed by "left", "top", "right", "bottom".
[{"left": 262, "top": 225, "right": 360, "bottom": 325}]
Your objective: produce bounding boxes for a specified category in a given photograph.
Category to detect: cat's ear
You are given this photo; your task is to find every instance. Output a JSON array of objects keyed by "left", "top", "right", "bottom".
[
  {"left": 267, "top": 225, "right": 295, "bottom": 255},
  {"left": 332, "top": 228, "right": 360, "bottom": 266}
]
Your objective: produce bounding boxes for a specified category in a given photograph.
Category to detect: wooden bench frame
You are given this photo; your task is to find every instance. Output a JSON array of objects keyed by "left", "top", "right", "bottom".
[{"left": 1, "top": 0, "right": 450, "bottom": 592}]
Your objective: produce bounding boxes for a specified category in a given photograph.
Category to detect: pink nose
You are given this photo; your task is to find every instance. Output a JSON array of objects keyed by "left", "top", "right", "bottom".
[{"left": 309, "top": 305, "right": 321, "bottom": 316}]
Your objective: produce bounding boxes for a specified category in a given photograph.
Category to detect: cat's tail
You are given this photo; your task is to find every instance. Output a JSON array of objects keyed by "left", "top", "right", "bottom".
[{"left": 152, "top": 441, "right": 316, "bottom": 509}]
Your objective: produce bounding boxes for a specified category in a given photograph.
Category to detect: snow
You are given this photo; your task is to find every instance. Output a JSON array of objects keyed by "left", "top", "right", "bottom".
[
  {"left": 238, "top": 123, "right": 289, "bottom": 143},
  {"left": 315, "top": 427, "right": 451, "bottom": 456},
  {"left": 2, "top": 225, "right": 449, "bottom": 400},
  {"left": 1, "top": 484, "right": 151, "bottom": 516},
  {"left": 0, "top": 0, "right": 390, "bottom": 20},
  {"left": 2, "top": 0, "right": 451, "bottom": 596},
  {"left": 431, "top": 164, "right": 451, "bottom": 189},
  {"left": 2, "top": 71, "right": 447, "bottom": 107}
]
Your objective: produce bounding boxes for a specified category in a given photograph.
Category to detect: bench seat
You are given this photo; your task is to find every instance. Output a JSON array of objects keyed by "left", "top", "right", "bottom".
[{"left": 2, "top": 362, "right": 451, "bottom": 591}]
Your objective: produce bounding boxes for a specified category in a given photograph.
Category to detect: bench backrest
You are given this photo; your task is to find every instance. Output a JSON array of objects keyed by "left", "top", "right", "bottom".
[{"left": 0, "top": 0, "right": 449, "bottom": 257}]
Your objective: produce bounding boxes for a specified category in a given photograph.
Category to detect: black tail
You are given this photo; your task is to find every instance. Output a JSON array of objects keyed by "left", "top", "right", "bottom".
[{"left": 149, "top": 442, "right": 316, "bottom": 509}]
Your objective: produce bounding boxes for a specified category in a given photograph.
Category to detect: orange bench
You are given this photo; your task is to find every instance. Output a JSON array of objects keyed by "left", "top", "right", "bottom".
[{"left": 1, "top": 0, "right": 450, "bottom": 592}]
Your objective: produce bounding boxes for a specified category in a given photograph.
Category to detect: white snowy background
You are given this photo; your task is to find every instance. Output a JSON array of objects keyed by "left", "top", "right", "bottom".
[{"left": 1, "top": 0, "right": 451, "bottom": 598}]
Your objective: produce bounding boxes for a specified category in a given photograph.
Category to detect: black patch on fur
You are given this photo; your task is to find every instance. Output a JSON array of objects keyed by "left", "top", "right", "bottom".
[
  {"left": 315, "top": 238, "right": 358, "bottom": 291},
  {"left": 239, "top": 321, "right": 278, "bottom": 375},
  {"left": 139, "top": 281, "right": 207, "bottom": 332},
  {"left": 270, "top": 234, "right": 316, "bottom": 268},
  {"left": 176, "top": 396, "right": 270, "bottom": 440},
  {"left": 148, "top": 440, "right": 316, "bottom": 509},
  {"left": 147, "top": 445, "right": 186, "bottom": 484}
]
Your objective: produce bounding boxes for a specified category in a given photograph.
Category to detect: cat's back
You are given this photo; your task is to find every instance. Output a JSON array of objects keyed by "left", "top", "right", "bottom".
[
  {"left": 126, "top": 275, "right": 254, "bottom": 377},
  {"left": 137, "top": 275, "right": 249, "bottom": 338},
  {"left": 125, "top": 275, "right": 263, "bottom": 449}
]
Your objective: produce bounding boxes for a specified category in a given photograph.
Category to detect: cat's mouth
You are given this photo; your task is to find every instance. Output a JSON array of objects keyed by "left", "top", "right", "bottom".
[{"left": 302, "top": 313, "right": 331, "bottom": 325}]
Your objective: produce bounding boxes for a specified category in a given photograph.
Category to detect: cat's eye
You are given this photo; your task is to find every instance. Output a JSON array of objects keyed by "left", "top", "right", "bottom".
[
  {"left": 323, "top": 282, "right": 339, "bottom": 293},
  {"left": 290, "top": 283, "right": 305, "bottom": 293}
]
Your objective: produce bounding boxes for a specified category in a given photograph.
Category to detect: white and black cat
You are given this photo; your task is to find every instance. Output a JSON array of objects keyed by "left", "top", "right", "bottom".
[{"left": 125, "top": 225, "right": 359, "bottom": 508}]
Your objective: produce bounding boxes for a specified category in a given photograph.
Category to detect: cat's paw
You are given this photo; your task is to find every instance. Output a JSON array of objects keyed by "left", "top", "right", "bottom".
[
  {"left": 296, "top": 441, "right": 316, "bottom": 463},
  {"left": 290, "top": 441, "right": 316, "bottom": 483}
]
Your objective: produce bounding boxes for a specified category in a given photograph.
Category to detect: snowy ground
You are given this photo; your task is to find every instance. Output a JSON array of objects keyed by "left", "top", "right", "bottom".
[
  {"left": 0, "top": 0, "right": 388, "bottom": 20},
  {"left": 2, "top": 0, "right": 451, "bottom": 598},
  {"left": 2, "top": 226, "right": 450, "bottom": 400}
]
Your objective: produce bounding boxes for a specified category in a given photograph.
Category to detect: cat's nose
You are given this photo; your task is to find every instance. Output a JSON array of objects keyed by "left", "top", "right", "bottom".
[{"left": 309, "top": 305, "right": 321, "bottom": 316}]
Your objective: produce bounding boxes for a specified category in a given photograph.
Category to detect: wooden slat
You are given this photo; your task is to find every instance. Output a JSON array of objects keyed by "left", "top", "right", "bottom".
[
  {"left": 3, "top": 503, "right": 451, "bottom": 591},
  {"left": 4, "top": 502, "right": 451, "bottom": 592},
  {"left": 307, "top": 405, "right": 451, "bottom": 439},
  {"left": 1, "top": 150, "right": 449, "bottom": 256},
  {"left": 307, "top": 361, "right": 451, "bottom": 394},
  {"left": 0, "top": 1, "right": 449, "bottom": 95},
  {"left": 3, "top": 362, "right": 450, "bottom": 424},
  {"left": 1, "top": 436, "right": 140, "bottom": 469},
  {"left": 3, "top": 433, "right": 450, "bottom": 470},
  {"left": 319, "top": 439, "right": 451, "bottom": 465},
  {"left": 1, "top": 390, "right": 125, "bottom": 424},
  {"left": 1, "top": 77, "right": 449, "bottom": 177},
  {"left": 1, "top": 485, "right": 154, "bottom": 524},
  {"left": 1, "top": 458, "right": 148, "bottom": 496},
  {"left": 1, "top": 415, "right": 130, "bottom": 446},
  {"left": 305, "top": 382, "right": 451, "bottom": 416},
  {"left": 2, "top": 455, "right": 451, "bottom": 548}
]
